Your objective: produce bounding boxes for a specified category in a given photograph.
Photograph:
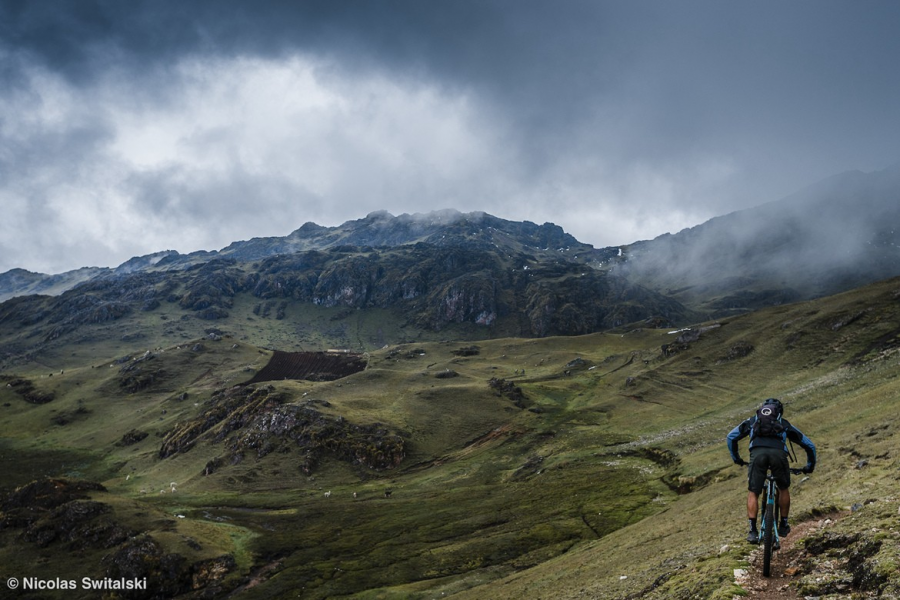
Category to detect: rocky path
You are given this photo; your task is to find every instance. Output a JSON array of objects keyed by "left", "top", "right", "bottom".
[{"left": 736, "top": 514, "right": 844, "bottom": 600}]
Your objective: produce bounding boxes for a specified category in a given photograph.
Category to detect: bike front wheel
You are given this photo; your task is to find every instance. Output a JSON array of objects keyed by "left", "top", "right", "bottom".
[{"left": 762, "top": 503, "right": 775, "bottom": 577}]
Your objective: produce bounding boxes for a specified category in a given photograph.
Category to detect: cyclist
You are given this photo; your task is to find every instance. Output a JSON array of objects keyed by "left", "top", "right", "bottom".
[{"left": 726, "top": 398, "right": 816, "bottom": 543}]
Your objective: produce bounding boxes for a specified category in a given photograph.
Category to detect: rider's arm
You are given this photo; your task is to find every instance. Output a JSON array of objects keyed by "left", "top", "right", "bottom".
[
  {"left": 726, "top": 419, "right": 752, "bottom": 464},
  {"left": 786, "top": 424, "right": 817, "bottom": 472}
]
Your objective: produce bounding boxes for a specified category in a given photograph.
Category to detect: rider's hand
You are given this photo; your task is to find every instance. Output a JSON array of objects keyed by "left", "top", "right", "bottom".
[{"left": 734, "top": 458, "right": 748, "bottom": 467}]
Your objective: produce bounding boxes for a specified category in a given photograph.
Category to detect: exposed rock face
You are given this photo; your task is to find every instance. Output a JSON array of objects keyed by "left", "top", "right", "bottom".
[
  {"left": 104, "top": 535, "right": 236, "bottom": 599},
  {"left": 159, "top": 385, "right": 280, "bottom": 459},
  {"left": 118, "top": 351, "right": 169, "bottom": 393},
  {"left": 21, "top": 500, "right": 132, "bottom": 550},
  {"left": 178, "top": 259, "right": 247, "bottom": 315},
  {"left": 1, "top": 478, "right": 106, "bottom": 515},
  {"left": 118, "top": 429, "right": 149, "bottom": 446},
  {"left": 161, "top": 385, "right": 406, "bottom": 473},
  {"left": 225, "top": 403, "right": 406, "bottom": 473},
  {"left": 0, "top": 375, "right": 55, "bottom": 404},
  {"left": 0, "top": 214, "right": 697, "bottom": 361},
  {"left": 523, "top": 268, "right": 686, "bottom": 335},
  {"left": 0, "top": 479, "right": 130, "bottom": 550},
  {"left": 0, "top": 478, "right": 237, "bottom": 597},
  {"left": 488, "top": 378, "right": 528, "bottom": 408}
]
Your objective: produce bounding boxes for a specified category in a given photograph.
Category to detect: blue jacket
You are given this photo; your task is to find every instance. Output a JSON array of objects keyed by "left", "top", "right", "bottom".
[{"left": 726, "top": 415, "right": 816, "bottom": 471}]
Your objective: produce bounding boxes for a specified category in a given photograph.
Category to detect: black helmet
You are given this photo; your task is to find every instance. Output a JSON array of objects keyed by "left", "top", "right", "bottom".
[{"left": 760, "top": 398, "right": 783, "bottom": 417}]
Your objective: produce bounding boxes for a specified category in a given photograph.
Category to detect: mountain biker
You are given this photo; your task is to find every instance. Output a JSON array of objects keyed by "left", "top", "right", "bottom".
[{"left": 726, "top": 398, "right": 816, "bottom": 543}]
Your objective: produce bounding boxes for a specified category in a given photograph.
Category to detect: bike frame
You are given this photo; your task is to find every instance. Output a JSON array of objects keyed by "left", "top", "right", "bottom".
[
  {"left": 757, "top": 467, "right": 805, "bottom": 577},
  {"left": 758, "top": 474, "right": 780, "bottom": 577}
]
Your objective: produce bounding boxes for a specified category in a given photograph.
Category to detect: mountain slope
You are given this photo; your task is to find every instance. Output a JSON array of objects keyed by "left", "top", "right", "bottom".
[
  {"left": 0, "top": 238, "right": 694, "bottom": 370},
  {"left": 451, "top": 275, "right": 900, "bottom": 599},
  {"left": 3, "top": 275, "right": 900, "bottom": 598}
]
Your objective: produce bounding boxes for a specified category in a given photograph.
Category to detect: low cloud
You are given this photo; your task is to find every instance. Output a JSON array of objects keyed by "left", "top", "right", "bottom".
[{"left": 2, "top": 2, "right": 898, "bottom": 274}]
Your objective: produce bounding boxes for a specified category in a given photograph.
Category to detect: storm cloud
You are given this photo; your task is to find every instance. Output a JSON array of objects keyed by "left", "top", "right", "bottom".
[{"left": 1, "top": 0, "right": 899, "bottom": 274}]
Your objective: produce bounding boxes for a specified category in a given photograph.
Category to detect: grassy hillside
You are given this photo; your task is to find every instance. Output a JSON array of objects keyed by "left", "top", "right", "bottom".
[{"left": 3, "top": 276, "right": 900, "bottom": 598}]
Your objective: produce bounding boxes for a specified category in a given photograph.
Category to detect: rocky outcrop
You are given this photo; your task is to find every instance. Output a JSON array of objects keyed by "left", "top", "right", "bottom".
[
  {"left": 118, "top": 429, "right": 149, "bottom": 446},
  {"left": 159, "top": 385, "right": 281, "bottom": 459},
  {"left": 21, "top": 500, "right": 132, "bottom": 549},
  {"left": 178, "top": 259, "right": 248, "bottom": 314},
  {"left": 0, "top": 479, "right": 127, "bottom": 549},
  {"left": 0, "top": 375, "right": 55, "bottom": 404},
  {"left": 226, "top": 402, "right": 406, "bottom": 473},
  {"left": 524, "top": 269, "right": 688, "bottom": 336},
  {"left": 488, "top": 378, "right": 528, "bottom": 408},
  {"left": 0, "top": 478, "right": 236, "bottom": 597},
  {"left": 160, "top": 386, "right": 406, "bottom": 473},
  {"left": 118, "top": 351, "right": 168, "bottom": 393},
  {"left": 44, "top": 296, "right": 131, "bottom": 340},
  {"left": 104, "top": 535, "right": 236, "bottom": 599}
]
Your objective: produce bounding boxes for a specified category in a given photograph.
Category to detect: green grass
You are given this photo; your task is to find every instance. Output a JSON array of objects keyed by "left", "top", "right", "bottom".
[{"left": 4, "top": 277, "right": 900, "bottom": 598}]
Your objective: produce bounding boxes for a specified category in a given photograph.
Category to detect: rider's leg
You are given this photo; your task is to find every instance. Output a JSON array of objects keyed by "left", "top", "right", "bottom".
[
  {"left": 778, "top": 487, "right": 792, "bottom": 536},
  {"left": 779, "top": 487, "right": 791, "bottom": 519},
  {"left": 747, "top": 491, "right": 759, "bottom": 520},
  {"left": 746, "top": 491, "right": 760, "bottom": 542}
]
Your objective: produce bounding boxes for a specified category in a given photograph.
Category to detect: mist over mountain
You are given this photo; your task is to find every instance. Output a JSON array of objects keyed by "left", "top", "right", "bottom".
[{"left": 616, "top": 165, "right": 900, "bottom": 313}]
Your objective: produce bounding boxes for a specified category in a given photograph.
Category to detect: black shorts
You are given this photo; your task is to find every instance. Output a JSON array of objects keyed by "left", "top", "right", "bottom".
[{"left": 748, "top": 447, "right": 790, "bottom": 494}]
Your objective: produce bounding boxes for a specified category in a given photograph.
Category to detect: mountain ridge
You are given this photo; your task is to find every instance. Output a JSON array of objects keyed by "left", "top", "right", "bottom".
[
  {"left": 0, "top": 209, "right": 605, "bottom": 303},
  {"left": 4, "top": 167, "right": 900, "bottom": 316},
  {"left": 3, "top": 166, "right": 900, "bottom": 365}
]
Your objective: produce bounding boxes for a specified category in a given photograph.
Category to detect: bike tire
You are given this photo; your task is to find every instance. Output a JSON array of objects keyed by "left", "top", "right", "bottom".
[{"left": 762, "top": 503, "right": 775, "bottom": 577}]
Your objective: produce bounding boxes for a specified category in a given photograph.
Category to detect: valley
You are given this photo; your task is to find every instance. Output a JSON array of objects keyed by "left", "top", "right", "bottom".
[{"left": 3, "top": 274, "right": 900, "bottom": 598}]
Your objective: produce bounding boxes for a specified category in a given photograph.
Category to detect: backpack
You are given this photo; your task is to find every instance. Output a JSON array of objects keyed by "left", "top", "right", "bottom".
[{"left": 752, "top": 399, "right": 785, "bottom": 438}]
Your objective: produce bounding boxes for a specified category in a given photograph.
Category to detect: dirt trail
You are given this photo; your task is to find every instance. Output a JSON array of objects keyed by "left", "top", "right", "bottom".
[{"left": 736, "top": 513, "right": 844, "bottom": 599}]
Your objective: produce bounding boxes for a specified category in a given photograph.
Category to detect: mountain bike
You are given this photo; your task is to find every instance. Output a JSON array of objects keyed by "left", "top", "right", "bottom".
[{"left": 759, "top": 467, "right": 806, "bottom": 577}]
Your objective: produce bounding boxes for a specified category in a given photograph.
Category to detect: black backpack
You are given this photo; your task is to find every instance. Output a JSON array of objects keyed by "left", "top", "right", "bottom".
[{"left": 752, "top": 399, "right": 785, "bottom": 438}]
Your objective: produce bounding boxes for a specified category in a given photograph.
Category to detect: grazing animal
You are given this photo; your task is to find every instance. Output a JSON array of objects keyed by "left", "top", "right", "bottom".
[
  {"left": 324, "top": 491, "right": 331, "bottom": 498},
  {"left": 384, "top": 489, "right": 393, "bottom": 498}
]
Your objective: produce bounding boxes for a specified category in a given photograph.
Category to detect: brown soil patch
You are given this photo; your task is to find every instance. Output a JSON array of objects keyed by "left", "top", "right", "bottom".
[{"left": 246, "top": 351, "right": 366, "bottom": 384}]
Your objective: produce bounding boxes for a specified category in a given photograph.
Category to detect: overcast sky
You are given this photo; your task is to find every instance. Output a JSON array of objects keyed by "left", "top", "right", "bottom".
[{"left": 1, "top": 0, "right": 898, "bottom": 275}]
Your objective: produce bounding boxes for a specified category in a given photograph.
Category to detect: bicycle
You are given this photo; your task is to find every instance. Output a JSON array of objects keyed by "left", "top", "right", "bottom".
[{"left": 758, "top": 467, "right": 806, "bottom": 577}]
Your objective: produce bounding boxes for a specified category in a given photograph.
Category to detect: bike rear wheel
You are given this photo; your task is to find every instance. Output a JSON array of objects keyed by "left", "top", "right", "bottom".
[{"left": 762, "top": 503, "right": 775, "bottom": 577}]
